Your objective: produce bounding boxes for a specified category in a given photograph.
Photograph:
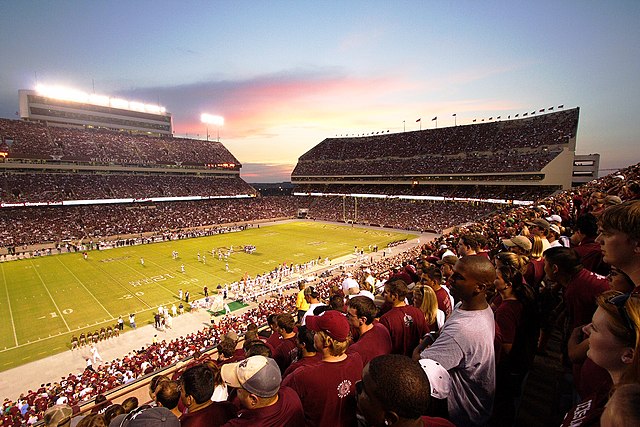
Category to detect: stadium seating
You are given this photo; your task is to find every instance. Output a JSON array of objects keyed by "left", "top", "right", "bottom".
[{"left": 292, "top": 108, "right": 578, "bottom": 177}]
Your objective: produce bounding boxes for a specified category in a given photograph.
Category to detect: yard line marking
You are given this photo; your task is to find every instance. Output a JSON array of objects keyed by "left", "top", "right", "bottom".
[
  {"left": 29, "top": 259, "right": 71, "bottom": 332},
  {"left": 1, "top": 264, "right": 19, "bottom": 346},
  {"left": 54, "top": 257, "right": 114, "bottom": 318}
]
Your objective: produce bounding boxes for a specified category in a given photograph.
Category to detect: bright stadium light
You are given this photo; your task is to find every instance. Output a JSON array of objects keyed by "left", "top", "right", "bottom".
[
  {"left": 110, "top": 98, "right": 129, "bottom": 109},
  {"left": 129, "top": 102, "right": 146, "bottom": 112},
  {"left": 88, "top": 94, "right": 110, "bottom": 106},
  {"left": 201, "top": 114, "right": 224, "bottom": 141},
  {"left": 34, "top": 83, "right": 167, "bottom": 114}
]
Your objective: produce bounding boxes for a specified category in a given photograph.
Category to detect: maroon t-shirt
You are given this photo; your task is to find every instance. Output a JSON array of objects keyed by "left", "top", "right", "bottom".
[
  {"left": 273, "top": 336, "right": 298, "bottom": 373},
  {"left": 494, "top": 299, "right": 523, "bottom": 364},
  {"left": 180, "top": 401, "right": 237, "bottom": 427},
  {"left": 380, "top": 305, "right": 429, "bottom": 357},
  {"left": 421, "top": 416, "right": 456, "bottom": 427},
  {"left": 576, "top": 357, "right": 612, "bottom": 400},
  {"left": 560, "top": 392, "right": 608, "bottom": 427},
  {"left": 347, "top": 322, "right": 392, "bottom": 367},
  {"left": 282, "top": 353, "right": 322, "bottom": 379},
  {"left": 282, "top": 353, "right": 364, "bottom": 427},
  {"left": 433, "top": 287, "right": 452, "bottom": 317},
  {"left": 265, "top": 331, "right": 282, "bottom": 350},
  {"left": 524, "top": 258, "right": 545, "bottom": 291},
  {"left": 564, "top": 269, "right": 609, "bottom": 330},
  {"left": 222, "top": 386, "right": 304, "bottom": 427},
  {"left": 574, "top": 237, "right": 608, "bottom": 276}
]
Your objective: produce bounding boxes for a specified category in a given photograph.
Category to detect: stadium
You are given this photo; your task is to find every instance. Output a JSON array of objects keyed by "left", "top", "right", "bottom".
[{"left": 1, "top": 86, "right": 639, "bottom": 427}]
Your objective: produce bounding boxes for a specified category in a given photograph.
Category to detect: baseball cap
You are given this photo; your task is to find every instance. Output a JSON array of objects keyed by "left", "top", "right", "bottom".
[
  {"left": 221, "top": 355, "right": 281, "bottom": 398},
  {"left": 44, "top": 404, "right": 73, "bottom": 427},
  {"left": 224, "top": 330, "right": 239, "bottom": 342},
  {"left": 604, "top": 195, "right": 622, "bottom": 206},
  {"left": 526, "top": 218, "right": 550, "bottom": 230},
  {"left": 418, "top": 359, "right": 451, "bottom": 400},
  {"left": 502, "top": 235, "right": 532, "bottom": 252},
  {"left": 549, "top": 224, "right": 561, "bottom": 235},
  {"left": 545, "top": 214, "right": 562, "bottom": 224},
  {"left": 305, "top": 310, "right": 350, "bottom": 341},
  {"left": 109, "top": 406, "right": 179, "bottom": 427},
  {"left": 437, "top": 255, "right": 458, "bottom": 266}
]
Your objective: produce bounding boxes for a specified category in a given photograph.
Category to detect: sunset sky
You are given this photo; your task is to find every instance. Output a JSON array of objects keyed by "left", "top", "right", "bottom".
[{"left": 1, "top": 1, "right": 639, "bottom": 182}]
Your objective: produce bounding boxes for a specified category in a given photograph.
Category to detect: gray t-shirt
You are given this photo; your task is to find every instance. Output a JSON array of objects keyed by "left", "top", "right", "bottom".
[{"left": 421, "top": 305, "right": 495, "bottom": 427}]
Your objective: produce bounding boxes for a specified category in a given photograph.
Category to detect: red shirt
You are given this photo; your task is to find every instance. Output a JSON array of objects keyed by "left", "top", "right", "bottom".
[
  {"left": 273, "top": 336, "right": 298, "bottom": 373},
  {"left": 574, "top": 236, "right": 608, "bottom": 276},
  {"left": 561, "top": 392, "right": 608, "bottom": 427},
  {"left": 347, "top": 322, "right": 392, "bottom": 367},
  {"left": 265, "top": 331, "right": 282, "bottom": 350},
  {"left": 494, "top": 299, "right": 523, "bottom": 364},
  {"left": 180, "top": 401, "right": 237, "bottom": 427},
  {"left": 564, "top": 269, "right": 609, "bottom": 330},
  {"left": 283, "top": 353, "right": 322, "bottom": 379},
  {"left": 380, "top": 305, "right": 429, "bottom": 357},
  {"left": 222, "top": 386, "right": 304, "bottom": 427},
  {"left": 433, "top": 287, "right": 452, "bottom": 317},
  {"left": 282, "top": 354, "right": 363, "bottom": 427},
  {"left": 421, "top": 416, "right": 456, "bottom": 426}
]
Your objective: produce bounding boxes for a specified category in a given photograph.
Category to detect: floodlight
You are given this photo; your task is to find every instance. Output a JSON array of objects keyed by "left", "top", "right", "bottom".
[
  {"left": 129, "top": 102, "right": 146, "bottom": 112},
  {"left": 201, "top": 114, "right": 224, "bottom": 126},
  {"left": 89, "top": 94, "right": 110, "bottom": 106},
  {"left": 110, "top": 98, "right": 129, "bottom": 109}
]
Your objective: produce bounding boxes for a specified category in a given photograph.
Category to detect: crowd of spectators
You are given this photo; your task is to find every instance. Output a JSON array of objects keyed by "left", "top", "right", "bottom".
[
  {"left": 292, "top": 108, "right": 578, "bottom": 177},
  {"left": 294, "top": 183, "right": 559, "bottom": 201},
  {"left": 0, "top": 197, "right": 297, "bottom": 248},
  {"left": 0, "top": 173, "right": 255, "bottom": 203},
  {"left": 2, "top": 159, "right": 640, "bottom": 426},
  {"left": 0, "top": 119, "right": 240, "bottom": 168},
  {"left": 293, "top": 148, "right": 563, "bottom": 176}
]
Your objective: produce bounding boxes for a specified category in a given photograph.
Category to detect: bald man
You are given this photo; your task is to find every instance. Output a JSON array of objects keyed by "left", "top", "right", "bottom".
[{"left": 414, "top": 255, "right": 496, "bottom": 427}]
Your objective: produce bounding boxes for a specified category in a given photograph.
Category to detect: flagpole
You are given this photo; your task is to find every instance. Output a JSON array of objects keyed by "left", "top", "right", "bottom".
[{"left": 403, "top": 120, "right": 405, "bottom": 132}]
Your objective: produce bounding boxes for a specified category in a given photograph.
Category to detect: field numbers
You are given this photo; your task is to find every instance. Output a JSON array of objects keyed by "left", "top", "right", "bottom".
[
  {"left": 120, "top": 291, "right": 145, "bottom": 300},
  {"left": 49, "top": 308, "right": 73, "bottom": 317},
  {"left": 129, "top": 273, "right": 175, "bottom": 287}
]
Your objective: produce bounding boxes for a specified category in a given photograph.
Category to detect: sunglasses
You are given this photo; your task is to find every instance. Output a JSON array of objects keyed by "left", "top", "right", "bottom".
[{"left": 606, "top": 290, "right": 639, "bottom": 333}]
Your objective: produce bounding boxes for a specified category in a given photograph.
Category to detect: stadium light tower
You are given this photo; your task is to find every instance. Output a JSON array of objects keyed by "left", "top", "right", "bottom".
[{"left": 201, "top": 114, "right": 224, "bottom": 142}]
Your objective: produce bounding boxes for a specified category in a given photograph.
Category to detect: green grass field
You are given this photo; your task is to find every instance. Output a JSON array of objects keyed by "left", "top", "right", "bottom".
[{"left": 0, "top": 221, "right": 414, "bottom": 371}]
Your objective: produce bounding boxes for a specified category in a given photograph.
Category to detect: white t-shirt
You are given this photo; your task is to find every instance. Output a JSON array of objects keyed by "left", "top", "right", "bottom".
[
  {"left": 421, "top": 305, "right": 495, "bottom": 427},
  {"left": 301, "top": 303, "right": 325, "bottom": 325}
]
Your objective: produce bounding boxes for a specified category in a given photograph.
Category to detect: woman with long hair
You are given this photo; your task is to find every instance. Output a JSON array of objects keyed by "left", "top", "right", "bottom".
[
  {"left": 491, "top": 264, "right": 539, "bottom": 426},
  {"left": 413, "top": 284, "right": 445, "bottom": 332},
  {"left": 562, "top": 289, "right": 640, "bottom": 426}
]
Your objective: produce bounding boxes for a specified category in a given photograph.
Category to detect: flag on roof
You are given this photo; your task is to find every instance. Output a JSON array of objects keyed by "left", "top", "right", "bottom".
[
  {"left": 432, "top": 116, "right": 437, "bottom": 121},
  {"left": 416, "top": 118, "right": 421, "bottom": 122}
]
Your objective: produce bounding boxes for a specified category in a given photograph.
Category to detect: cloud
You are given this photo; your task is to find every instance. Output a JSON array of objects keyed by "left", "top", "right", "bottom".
[
  {"left": 240, "top": 162, "right": 295, "bottom": 183},
  {"left": 116, "top": 69, "right": 409, "bottom": 139}
]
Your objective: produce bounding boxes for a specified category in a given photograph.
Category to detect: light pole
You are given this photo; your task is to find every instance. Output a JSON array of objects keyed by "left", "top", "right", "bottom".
[{"left": 201, "top": 114, "right": 224, "bottom": 142}]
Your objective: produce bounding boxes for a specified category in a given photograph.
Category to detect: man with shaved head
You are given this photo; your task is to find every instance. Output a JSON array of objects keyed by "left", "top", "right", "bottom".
[{"left": 413, "top": 255, "right": 496, "bottom": 427}]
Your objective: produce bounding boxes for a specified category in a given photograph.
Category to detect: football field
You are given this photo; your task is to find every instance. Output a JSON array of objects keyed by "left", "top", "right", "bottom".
[{"left": 0, "top": 221, "right": 415, "bottom": 371}]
